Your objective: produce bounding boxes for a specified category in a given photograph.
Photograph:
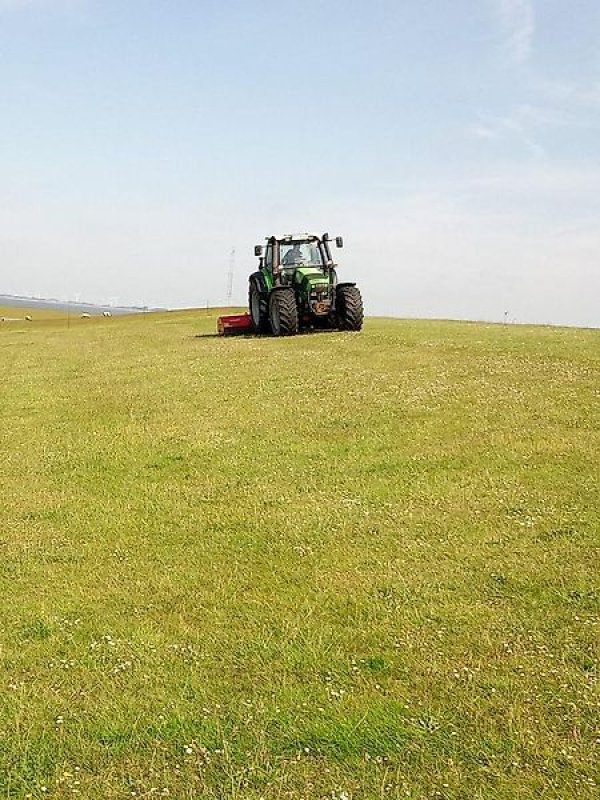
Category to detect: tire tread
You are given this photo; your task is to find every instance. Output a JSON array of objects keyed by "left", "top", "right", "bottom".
[
  {"left": 249, "top": 281, "right": 270, "bottom": 333},
  {"left": 270, "top": 289, "right": 298, "bottom": 336},
  {"left": 336, "top": 286, "right": 364, "bottom": 331}
]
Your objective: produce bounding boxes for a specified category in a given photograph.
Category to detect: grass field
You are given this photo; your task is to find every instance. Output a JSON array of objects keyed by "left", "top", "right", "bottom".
[
  {"left": 1, "top": 309, "right": 598, "bottom": 799},
  {"left": 0, "top": 307, "right": 65, "bottom": 324}
]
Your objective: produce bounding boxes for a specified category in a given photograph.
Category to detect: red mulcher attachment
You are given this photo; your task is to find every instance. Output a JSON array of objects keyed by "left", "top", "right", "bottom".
[{"left": 217, "top": 313, "right": 254, "bottom": 336}]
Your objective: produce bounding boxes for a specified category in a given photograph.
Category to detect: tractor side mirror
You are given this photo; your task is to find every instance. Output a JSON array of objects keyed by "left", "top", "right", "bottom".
[
  {"left": 254, "top": 245, "right": 263, "bottom": 256},
  {"left": 335, "top": 236, "right": 344, "bottom": 248}
]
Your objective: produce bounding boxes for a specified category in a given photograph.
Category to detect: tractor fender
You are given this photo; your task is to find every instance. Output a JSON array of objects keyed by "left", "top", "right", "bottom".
[
  {"left": 336, "top": 281, "right": 356, "bottom": 289},
  {"left": 269, "top": 284, "right": 294, "bottom": 292},
  {"left": 249, "top": 271, "right": 266, "bottom": 293}
]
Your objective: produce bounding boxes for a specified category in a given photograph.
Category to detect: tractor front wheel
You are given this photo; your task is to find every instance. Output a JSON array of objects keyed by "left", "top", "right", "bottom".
[
  {"left": 336, "top": 285, "right": 364, "bottom": 331},
  {"left": 269, "top": 289, "right": 298, "bottom": 336}
]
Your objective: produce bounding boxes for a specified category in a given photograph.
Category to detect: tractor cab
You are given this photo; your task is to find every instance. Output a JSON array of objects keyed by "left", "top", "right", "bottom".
[{"left": 255, "top": 233, "right": 343, "bottom": 282}]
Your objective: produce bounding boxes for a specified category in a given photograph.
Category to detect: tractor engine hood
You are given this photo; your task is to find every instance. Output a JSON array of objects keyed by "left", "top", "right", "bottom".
[
  {"left": 291, "top": 266, "right": 333, "bottom": 316},
  {"left": 292, "top": 267, "right": 330, "bottom": 288}
]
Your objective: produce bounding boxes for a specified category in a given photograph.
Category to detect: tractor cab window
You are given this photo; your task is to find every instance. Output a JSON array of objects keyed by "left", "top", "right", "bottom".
[{"left": 280, "top": 241, "right": 322, "bottom": 269}]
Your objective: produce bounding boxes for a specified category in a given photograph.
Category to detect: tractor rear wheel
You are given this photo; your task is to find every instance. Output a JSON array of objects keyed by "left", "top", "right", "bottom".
[
  {"left": 249, "top": 281, "right": 270, "bottom": 333},
  {"left": 336, "top": 285, "right": 364, "bottom": 331},
  {"left": 269, "top": 289, "right": 298, "bottom": 336}
]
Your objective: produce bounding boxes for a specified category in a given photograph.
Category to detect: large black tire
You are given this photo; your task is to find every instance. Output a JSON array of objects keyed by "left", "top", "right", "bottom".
[
  {"left": 336, "top": 285, "right": 364, "bottom": 331},
  {"left": 249, "top": 281, "right": 270, "bottom": 333},
  {"left": 269, "top": 288, "right": 298, "bottom": 336}
]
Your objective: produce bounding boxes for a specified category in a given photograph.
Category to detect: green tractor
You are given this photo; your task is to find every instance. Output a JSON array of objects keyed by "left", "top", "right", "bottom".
[{"left": 248, "top": 232, "right": 363, "bottom": 336}]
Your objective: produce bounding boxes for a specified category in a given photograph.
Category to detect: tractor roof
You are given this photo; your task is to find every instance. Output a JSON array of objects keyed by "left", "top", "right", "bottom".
[{"left": 267, "top": 233, "right": 320, "bottom": 242}]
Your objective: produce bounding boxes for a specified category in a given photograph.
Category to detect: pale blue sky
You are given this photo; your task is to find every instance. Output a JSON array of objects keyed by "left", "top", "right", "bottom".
[{"left": 1, "top": 0, "right": 599, "bottom": 325}]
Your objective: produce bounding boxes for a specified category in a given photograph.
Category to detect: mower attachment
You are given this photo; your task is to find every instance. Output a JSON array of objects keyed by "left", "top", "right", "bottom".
[{"left": 217, "top": 313, "right": 253, "bottom": 336}]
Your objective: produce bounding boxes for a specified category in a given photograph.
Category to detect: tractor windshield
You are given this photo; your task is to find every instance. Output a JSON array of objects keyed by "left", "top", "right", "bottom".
[{"left": 280, "top": 241, "right": 323, "bottom": 268}]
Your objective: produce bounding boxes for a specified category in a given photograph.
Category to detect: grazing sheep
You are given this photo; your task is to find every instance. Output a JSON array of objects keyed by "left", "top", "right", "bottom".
[
  {"left": 25, "top": 315, "right": 32, "bottom": 321},
  {"left": 102, "top": 311, "right": 112, "bottom": 317},
  {"left": 80, "top": 313, "right": 91, "bottom": 319}
]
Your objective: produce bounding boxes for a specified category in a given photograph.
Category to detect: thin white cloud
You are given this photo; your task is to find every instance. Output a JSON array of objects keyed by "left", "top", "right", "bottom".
[
  {"left": 469, "top": 106, "right": 546, "bottom": 157},
  {"left": 532, "top": 75, "right": 600, "bottom": 119},
  {"left": 469, "top": 123, "right": 498, "bottom": 140},
  {"left": 491, "top": 0, "right": 535, "bottom": 64},
  {"left": 469, "top": 81, "right": 600, "bottom": 155},
  {"left": 462, "top": 163, "right": 600, "bottom": 200}
]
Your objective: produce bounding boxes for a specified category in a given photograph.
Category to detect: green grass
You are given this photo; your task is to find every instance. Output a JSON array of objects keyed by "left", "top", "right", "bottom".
[
  {"left": 1, "top": 310, "right": 598, "bottom": 799},
  {"left": 0, "top": 306, "right": 99, "bottom": 330}
]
